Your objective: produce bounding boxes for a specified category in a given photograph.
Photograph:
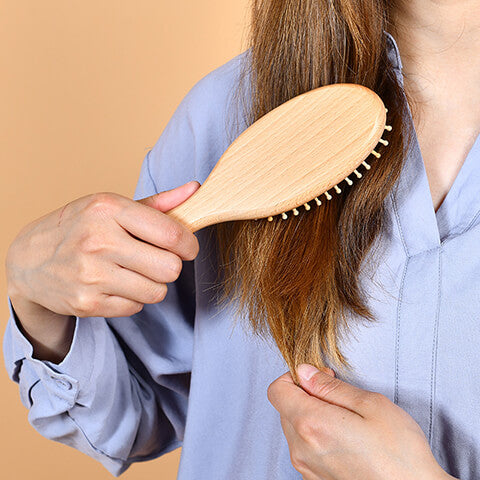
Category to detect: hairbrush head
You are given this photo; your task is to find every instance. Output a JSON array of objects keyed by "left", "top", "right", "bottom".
[{"left": 166, "top": 83, "right": 390, "bottom": 232}]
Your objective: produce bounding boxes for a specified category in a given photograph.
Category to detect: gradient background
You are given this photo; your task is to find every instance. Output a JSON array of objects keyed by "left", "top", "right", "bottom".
[{"left": 1, "top": 1, "right": 249, "bottom": 478}]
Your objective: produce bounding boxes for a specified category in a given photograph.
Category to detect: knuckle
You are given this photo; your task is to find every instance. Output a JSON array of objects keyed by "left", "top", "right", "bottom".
[
  {"left": 290, "top": 451, "right": 301, "bottom": 470},
  {"left": 184, "top": 235, "right": 200, "bottom": 261},
  {"left": 85, "top": 192, "right": 120, "bottom": 217},
  {"left": 292, "top": 416, "right": 316, "bottom": 442},
  {"left": 71, "top": 290, "right": 99, "bottom": 317},
  {"left": 126, "top": 301, "right": 144, "bottom": 316},
  {"left": 145, "top": 283, "right": 168, "bottom": 303},
  {"left": 77, "top": 230, "right": 110, "bottom": 255},
  {"left": 290, "top": 450, "right": 308, "bottom": 474},
  {"left": 266, "top": 382, "right": 278, "bottom": 405},
  {"left": 164, "top": 254, "right": 183, "bottom": 281},
  {"left": 163, "top": 222, "right": 184, "bottom": 248},
  {"left": 313, "top": 377, "right": 342, "bottom": 399}
]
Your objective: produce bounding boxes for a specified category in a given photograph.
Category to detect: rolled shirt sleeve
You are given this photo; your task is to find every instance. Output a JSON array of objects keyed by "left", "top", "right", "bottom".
[{"left": 2, "top": 85, "right": 201, "bottom": 476}]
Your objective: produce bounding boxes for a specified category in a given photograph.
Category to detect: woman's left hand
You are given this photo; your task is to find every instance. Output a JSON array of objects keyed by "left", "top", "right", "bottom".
[{"left": 267, "top": 364, "right": 456, "bottom": 480}]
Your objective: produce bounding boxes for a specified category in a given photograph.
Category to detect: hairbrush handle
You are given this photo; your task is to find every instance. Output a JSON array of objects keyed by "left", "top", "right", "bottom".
[{"left": 165, "top": 186, "right": 222, "bottom": 233}]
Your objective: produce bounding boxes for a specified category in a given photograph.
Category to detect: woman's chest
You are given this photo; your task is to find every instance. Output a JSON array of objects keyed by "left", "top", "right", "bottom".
[{"left": 411, "top": 109, "right": 480, "bottom": 212}]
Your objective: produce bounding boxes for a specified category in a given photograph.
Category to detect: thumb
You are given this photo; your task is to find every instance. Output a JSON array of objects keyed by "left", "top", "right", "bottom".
[
  {"left": 297, "top": 363, "right": 369, "bottom": 413},
  {"left": 137, "top": 180, "right": 200, "bottom": 212}
]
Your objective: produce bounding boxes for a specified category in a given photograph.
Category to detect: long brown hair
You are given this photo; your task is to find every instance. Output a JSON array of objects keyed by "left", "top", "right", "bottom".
[{"left": 213, "top": 0, "right": 412, "bottom": 384}]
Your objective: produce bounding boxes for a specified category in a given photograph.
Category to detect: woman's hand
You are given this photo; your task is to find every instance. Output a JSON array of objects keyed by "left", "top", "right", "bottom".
[
  {"left": 6, "top": 182, "right": 200, "bottom": 319},
  {"left": 267, "top": 364, "right": 456, "bottom": 480}
]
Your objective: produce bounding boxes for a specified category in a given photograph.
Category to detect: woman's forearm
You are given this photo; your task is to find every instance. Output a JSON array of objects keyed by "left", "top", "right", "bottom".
[{"left": 9, "top": 294, "right": 76, "bottom": 364}]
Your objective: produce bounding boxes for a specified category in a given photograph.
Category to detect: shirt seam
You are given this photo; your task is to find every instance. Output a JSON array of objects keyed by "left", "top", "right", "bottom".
[
  {"left": 433, "top": 207, "right": 480, "bottom": 247},
  {"left": 146, "top": 150, "right": 160, "bottom": 195},
  {"left": 27, "top": 378, "right": 41, "bottom": 408},
  {"left": 390, "top": 191, "right": 410, "bottom": 257},
  {"left": 458, "top": 207, "right": 480, "bottom": 237},
  {"left": 65, "top": 411, "right": 181, "bottom": 464},
  {"left": 66, "top": 411, "right": 129, "bottom": 462},
  {"left": 392, "top": 191, "right": 447, "bottom": 259},
  {"left": 394, "top": 255, "right": 409, "bottom": 405},
  {"left": 428, "top": 247, "right": 442, "bottom": 444},
  {"left": 185, "top": 105, "right": 198, "bottom": 181}
]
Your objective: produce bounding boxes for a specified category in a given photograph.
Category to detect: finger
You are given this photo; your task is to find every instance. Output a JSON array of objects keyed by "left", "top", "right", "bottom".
[
  {"left": 99, "top": 264, "right": 168, "bottom": 305},
  {"left": 95, "top": 295, "right": 145, "bottom": 318},
  {"left": 323, "top": 367, "right": 336, "bottom": 377},
  {"left": 137, "top": 181, "right": 200, "bottom": 212},
  {"left": 297, "top": 364, "right": 372, "bottom": 417},
  {"left": 267, "top": 372, "right": 346, "bottom": 424},
  {"left": 114, "top": 202, "right": 199, "bottom": 261},
  {"left": 108, "top": 229, "right": 183, "bottom": 284}
]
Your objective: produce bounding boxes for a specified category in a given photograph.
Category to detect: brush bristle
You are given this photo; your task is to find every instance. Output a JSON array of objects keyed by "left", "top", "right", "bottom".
[{"left": 266, "top": 112, "right": 391, "bottom": 222}]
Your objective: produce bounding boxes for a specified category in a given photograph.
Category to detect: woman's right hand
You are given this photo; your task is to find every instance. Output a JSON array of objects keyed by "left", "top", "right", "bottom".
[{"left": 5, "top": 181, "right": 201, "bottom": 319}]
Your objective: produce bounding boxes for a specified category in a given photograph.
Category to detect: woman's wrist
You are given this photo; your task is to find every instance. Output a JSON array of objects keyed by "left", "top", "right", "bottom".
[{"left": 8, "top": 293, "right": 76, "bottom": 364}]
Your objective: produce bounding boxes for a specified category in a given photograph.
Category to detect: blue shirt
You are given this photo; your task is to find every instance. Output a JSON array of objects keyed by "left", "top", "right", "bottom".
[{"left": 3, "top": 32, "right": 480, "bottom": 479}]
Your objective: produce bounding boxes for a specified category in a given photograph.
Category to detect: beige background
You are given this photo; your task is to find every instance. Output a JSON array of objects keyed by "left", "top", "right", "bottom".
[{"left": 1, "top": 1, "right": 249, "bottom": 478}]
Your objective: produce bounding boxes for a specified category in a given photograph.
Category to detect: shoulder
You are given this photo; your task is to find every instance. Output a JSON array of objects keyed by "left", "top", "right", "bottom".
[
  {"left": 182, "top": 50, "right": 249, "bottom": 124},
  {"left": 147, "top": 50, "right": 251, "bottom": 191}
]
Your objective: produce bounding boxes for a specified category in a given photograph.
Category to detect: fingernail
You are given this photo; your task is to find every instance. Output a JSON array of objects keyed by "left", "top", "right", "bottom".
[{"left": 297, "top": 364, "right": 319, "bottom": 381}]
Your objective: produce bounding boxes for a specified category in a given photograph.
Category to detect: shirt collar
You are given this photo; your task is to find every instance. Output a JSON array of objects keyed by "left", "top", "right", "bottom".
[
  {"left": 384, "top": 30, "right": 403, "bottom": 72},
  {"left": 384, "top": 29, "right": 480, "bottom": 250}
]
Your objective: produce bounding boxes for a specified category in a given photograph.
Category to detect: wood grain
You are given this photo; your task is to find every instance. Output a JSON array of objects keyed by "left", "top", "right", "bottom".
[{"left": 167, "top": 83, "right": 388, "bottom": 232}]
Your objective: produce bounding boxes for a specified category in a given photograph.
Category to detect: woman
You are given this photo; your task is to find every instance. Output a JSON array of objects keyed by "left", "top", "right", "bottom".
[{"left": 3, "top": 0, "right": 478, "bottom": 479}]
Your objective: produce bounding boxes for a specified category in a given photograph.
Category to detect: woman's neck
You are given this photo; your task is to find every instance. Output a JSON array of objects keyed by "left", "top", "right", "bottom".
[
  {"left": 390, "top": 0, "right": 480, "bottom": 105},
  {"left": 389, "top": 1, "right": 480, "bottom": 212},
  {"left": 390, "top": 0, "right": 480, "bottom": 58}
]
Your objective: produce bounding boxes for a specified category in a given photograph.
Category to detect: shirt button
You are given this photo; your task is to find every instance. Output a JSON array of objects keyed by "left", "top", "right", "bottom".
[{"left": 50, "top": 376, "right": 72, "bottom": 390}]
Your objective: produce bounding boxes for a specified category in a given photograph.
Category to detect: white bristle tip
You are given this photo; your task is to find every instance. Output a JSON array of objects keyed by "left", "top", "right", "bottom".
[
  {"left": 345, "top": 176, "right": 353, "bottom": 186},
  {"left": 281, "top": 212, "right": 288, "bottom": 220},
  {"left": 379, "top": 138, "right": 389, "bottom": 146},
  {"left": 334, "top": 185, "right": 342, "bottom": 194},
  {"left": 325, "top": 191, "right": 332, "bottom": 200},
  {"left": 314, "top": 197, "right": 322, "bottom": 206},
  {"left": 354, "top": 169, "right": 362, "bottom": 178},
  {"left": 304, "top": 203, "right": 311, "bottom": 211},
  {"left": 362, "top": 160, "right": 371, "bottom": 170},
  {"left": 267, "top": 216, "right": 273, "bottom": 222},
  {"left": 293, "top": 208, "right": 299, "bottom": 216},
  {"left": 384, "top": 125, "right": 392, "bottom": 131},
  {"left": 372, "top": 150, "right": 381, "bottom": 158}
]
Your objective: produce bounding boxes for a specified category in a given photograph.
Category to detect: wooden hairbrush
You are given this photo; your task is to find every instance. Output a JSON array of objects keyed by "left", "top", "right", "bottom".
[{"left": 166, "top": 83, "right": 390, "bottom": 232}]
